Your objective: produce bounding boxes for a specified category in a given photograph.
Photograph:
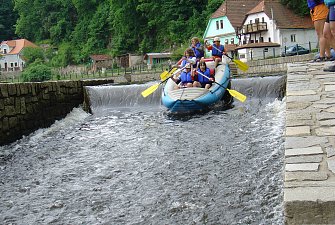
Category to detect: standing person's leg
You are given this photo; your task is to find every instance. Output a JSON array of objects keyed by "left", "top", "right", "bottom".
[
  {"left": 324, "top": 5, "right": 335, "bottom": 71},
  {"left": 312, "top": 4, "right": 329, "bottom": 61}
]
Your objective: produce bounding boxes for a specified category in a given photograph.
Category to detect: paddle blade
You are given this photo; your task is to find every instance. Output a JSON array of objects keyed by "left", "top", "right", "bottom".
[
  {"left": 160, "top": 71, "right": 169, "bottom": 80},
  {"left": 160, "top": 68, "right": 177, "bottom": 80},
  {"left": 227, "top": 88, "right": 247, "bottom": 102},
  {"left": 233, "top": 59, "right": 249, "bottom": 72},
  {"left": 141, "top": 83, "right": 160, "bottom": 98}
]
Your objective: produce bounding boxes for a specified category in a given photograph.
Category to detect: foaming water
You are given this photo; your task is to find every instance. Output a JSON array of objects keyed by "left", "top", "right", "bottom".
[{"left": 0, "top": 77, "right": 286, "bottom": 224}]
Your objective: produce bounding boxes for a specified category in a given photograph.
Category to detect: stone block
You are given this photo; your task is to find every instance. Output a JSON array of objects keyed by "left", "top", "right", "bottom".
[
  {"left": 285, "top": 163, "right": 319, "bottom": 172},
  {"left": 286, "top": 155, "right": 323, "bottom": 163},
  {"left": 286, "top": 126, "right": 310, "bottom": 136},
  {"left": 325, "top": 85, "right": 335, "bottom": 92},
  {"left": 285, "top": 136, "right": 328, "bottom": 149},
  {"left": 285, "top": 171, "right": 328, "bottom": 182},
  {"left": 328, "top": 159, "right": 335, "bottom": 174},
  {"left": 315, "top": 127, "right": 335, "bottom": 136}
]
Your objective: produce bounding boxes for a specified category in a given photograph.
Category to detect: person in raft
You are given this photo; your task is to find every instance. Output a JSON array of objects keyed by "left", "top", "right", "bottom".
[
  {"left": 171, "top": 63, "right": 194, "bottom": 89},
  {"left": 193, "top": 61, "right": 214, "bottom": 89},
  {"left": 204, "top": 36, "right": 227, "bottom": 67}
]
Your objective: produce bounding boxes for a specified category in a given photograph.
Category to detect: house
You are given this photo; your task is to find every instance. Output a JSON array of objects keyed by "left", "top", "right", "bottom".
[
  {"left": 144, "top": 52, "right": 172, "bottom": 69},
  {"left": 0, "top": 39, "right": 39, "bottom": 72},
  {"left": 89, "top": 54, "right": 113, "bottom": 72},
  {"left": 203, "top": 0, "right": 316, "bottom": 61},
  {"left": 203, "top": 0, "right": 260, "bottom": 57},
  {"left": 236, "top": 0, "right": 315, "bottom": 61}
]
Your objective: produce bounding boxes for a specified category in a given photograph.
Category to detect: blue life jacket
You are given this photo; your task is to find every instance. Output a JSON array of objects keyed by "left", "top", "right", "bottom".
[
  {"left": 307, "top": 0, "right": 324, "bottom": 9},
  {"left": 325, "top": 0, "right": 335, "bottom": 6},
  {"left": 191, "top": 42, "right": 204, "bottom": 59},
  {"left": 180, "top": 71, "right": 193, "bottom": 83},
  {"left": 212, "top": 44, "right": 224, "bottom": 57},
  {"left": 197, "top": 68, "right": 211, "bottom": 83},
  {"left": 181, "top": 57, "right": 196, "bottom": 68}
]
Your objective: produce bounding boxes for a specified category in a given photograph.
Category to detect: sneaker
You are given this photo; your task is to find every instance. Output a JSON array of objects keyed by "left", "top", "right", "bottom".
[
  {"left": 323, "top": 65, "right": 335, "bottom": 72},
  {"left": 326, "top": 56, "right": 335, "bottom": 61},
  {"left": 314, "top": 57, "right": 326, "bottom": 62}
]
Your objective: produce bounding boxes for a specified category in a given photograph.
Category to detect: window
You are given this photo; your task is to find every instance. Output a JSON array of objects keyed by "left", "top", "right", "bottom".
[
  {"left": 230, "top": 38, "right": 234, "bottom": 44},
  {"left": 225, "top": 39, "right": 229, "bottom": 44},
  {"left": 216, "top": 21, "right": 219, "bottom": 30},
  {"left": 15, "top": 62, "right": 18, "bottom": 67},
  {"left": 291, "top": 34, "right": 296, "bottom": 42},
  {"left": 239, "top": 54, "right": 246, "bottom": 59},
  {"left": 255, "top": 18, "right": 259, "bottom": 23},
  {"left": 262, "top": 17, "right": 265, "bottom": 22},
  {"left": 250, "top": 20, "right": 252, "bottom": 24},
  {"left": 4, "top": 49, "right": 7, "bottom": 54},
  {"left": 10, "top": 63, "right": 14, "bottom": 67},
  {"left": 268, "top": 37, "right": 271, "bottom": 42},
  {"left": 220, "top": 20, "right": 224, "bottom": 29},
  {"left": 259, "top": 37, "right": 264, "bottom": 42}
]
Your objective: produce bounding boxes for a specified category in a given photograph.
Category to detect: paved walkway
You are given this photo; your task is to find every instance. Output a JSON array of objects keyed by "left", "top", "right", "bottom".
[{"left": 284, "top": 62, "right": 335, "bottom": 224}]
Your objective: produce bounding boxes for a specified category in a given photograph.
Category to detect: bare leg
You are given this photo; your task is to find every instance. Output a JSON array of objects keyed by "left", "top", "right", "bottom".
[{"left": 315, "top": 19, "right": 328, "bottom": 58}]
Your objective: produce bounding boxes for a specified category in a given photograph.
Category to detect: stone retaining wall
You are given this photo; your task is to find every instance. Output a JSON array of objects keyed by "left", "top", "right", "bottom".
[
  {"left": 238, "top": 54, "right": 314, "bottom": 76},
  {"left": 0, "top": 79, "right": 114, "bottom": 146}
]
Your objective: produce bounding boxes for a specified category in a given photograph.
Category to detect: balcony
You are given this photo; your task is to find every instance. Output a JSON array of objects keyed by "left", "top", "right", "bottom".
[{"left": 237, "top": 22, "right": 268, "bottom": 35}]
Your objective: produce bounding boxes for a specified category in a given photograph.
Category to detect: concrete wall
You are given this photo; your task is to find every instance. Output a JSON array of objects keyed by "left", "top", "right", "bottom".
[{"left": 0, "top": 79, "right": 114, "bottom": 146}]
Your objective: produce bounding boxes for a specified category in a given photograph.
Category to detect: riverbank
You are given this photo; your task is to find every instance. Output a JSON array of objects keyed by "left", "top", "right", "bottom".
[{"left": 284, "top": 61, "right": 335, "bottom": 224}]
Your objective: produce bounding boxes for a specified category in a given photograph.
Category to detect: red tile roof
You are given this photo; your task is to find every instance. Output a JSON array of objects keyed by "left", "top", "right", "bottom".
[
  {"left": 246, "top": 0, "right": 313, "bottom": 29},
  {"left": 90, "top": 54, "right": 112, "bottom": 61},
  {"left": 1, "top": 39, "right": 38, "bottom": 54},
  {"left": 211, "top": 0, "right": 260, "bottom": 28},
  {"left": 211, "top": 0, "right": 313, "bottom": 29}
]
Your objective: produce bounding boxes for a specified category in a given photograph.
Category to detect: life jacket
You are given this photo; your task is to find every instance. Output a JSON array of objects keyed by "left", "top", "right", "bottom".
[
  {"left": 307, "top": 0, "right": 324, "bottom": 9},
  {"left": 180, "top": 71, "right": 193, "bottom": 83},
  {"left": 197, "top": 68, "right": 211, "bottom": 83},
  {"left": 325, "top": 0, "right": 335, "bottom": 6},
  {"left": 191, "top": 42, "right": 204, "bottom": 59},
  {"left": 180, "top": 57, "right": 197, "bottom": 68},
  {"left": 212, "top": 44, "right": 224, "bottom": 57}
]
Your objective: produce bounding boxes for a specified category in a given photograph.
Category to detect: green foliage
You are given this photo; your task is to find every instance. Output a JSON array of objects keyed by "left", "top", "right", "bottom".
[
  {"left": 21, "top": 61, "right": 52, "bottom": 82},
  {"left": 22, "top": 47, "right": 44, "bottom": 65},
  {"left": 50, "top": 42, "right": 75, "bottom": 67},
  {"left": 280, "top": 0, "right": 309, "bottom": 16},
  {"left": 0, "top": 0, "right": 18, "bottom": 40}
]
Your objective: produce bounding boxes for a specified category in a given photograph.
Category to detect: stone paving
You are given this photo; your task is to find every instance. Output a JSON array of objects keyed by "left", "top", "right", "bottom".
[{"left": 284, "top": 62, "right": 335, "bottom": 224}]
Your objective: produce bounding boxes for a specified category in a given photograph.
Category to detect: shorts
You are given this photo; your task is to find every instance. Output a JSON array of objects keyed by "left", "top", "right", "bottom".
[
  {"left": 310, "top": 4, "right": 328, "bottom": 22},
  {"left": 326, "top": 5, "right": 335, "bottom": 22},
  {"left": 212, "top": 55, "right": 222, "bottom": 61}
]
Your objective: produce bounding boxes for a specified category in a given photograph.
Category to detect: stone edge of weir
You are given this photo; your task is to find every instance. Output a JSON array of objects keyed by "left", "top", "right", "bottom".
[{"left": 284, "top": 62, "right": 335, "bottom": 224}]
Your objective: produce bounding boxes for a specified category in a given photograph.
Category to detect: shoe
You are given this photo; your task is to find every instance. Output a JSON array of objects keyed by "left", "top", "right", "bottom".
[
  {"left": 323, "top": 65, "right": 335, "bottom": 72},
  {"left": 314, "top": 57, "right": 326, "bottom": 62},
  {"left": 326, "top": 56, "right": 335, "bottom": 61}
]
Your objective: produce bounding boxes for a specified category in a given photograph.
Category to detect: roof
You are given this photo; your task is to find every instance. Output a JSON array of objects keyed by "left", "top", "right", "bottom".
[
  {"left": 90, "top": 54, "right": 112, "bottom": 61},
  {"left": 144, "top": 52, "right": 172, "bottom": 60},
  {"left": 0, "top": 39, "right": 39, "bottom": 55},
  {"left": 245, "top": 0, "right": 313, "bottom": 29},
  {"left": 211, "top": 0, "right": 313, "bottom": 29},
  {"left": 211, "top": 0, "right": 260, "bottom": 28}
]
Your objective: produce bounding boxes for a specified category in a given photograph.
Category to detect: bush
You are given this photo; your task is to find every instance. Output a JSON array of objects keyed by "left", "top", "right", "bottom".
[{"left": 21, "top": 62, "right": 52, "bottom": 82}]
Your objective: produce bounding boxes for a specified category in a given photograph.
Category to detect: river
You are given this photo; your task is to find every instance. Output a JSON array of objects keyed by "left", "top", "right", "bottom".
[{"left": 0, "top": 76, "right": 286, "bottom": 225}]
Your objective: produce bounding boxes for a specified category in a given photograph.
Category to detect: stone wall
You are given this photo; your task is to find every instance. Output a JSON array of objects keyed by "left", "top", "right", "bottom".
[
  {"left": 237, "top": 54, "right": 314, "bottom": 76},
  {"left": 0, "top": 79, "right": 114, "bottom": 146}
]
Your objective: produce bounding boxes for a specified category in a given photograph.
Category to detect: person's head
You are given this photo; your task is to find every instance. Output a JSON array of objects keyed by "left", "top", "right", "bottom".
[
  {"left": 191, "top": 37, "right": 199, "bottom": 44},
  {"left": 199, "top": 61, "right": 207, "bottom": 71},
  {"left": 185, "top": 48, "right": 195, "bottom": 57},
  {"left": 185, "top": 63, "right": 191, "bottom": 71},
  {"left": 213, "top": 37, "right": 221, "bottom": 45}
]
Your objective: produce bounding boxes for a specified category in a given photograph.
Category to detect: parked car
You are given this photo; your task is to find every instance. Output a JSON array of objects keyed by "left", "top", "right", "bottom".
[{"left": 281, "top": 45, "right": 310, "bottom": 57}]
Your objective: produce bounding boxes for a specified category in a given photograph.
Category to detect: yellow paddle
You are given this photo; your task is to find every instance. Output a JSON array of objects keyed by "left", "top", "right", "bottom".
[
  {"left": 196, "top": 70, "right": 247, "bottom": 102},
  {"left": 160, "top": 68, "right": 177, "bottom": 80},
  {"left": 211, "top": 45, "right": 249, "bottom": 72},
  {"left": 141, "top": 66, "right": 185, "bottom": 98}
]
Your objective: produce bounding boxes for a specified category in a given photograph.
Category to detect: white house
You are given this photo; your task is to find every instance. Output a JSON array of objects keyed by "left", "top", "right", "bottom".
[
  {"left": 0, "top": 39, "right": 39, "bottom": 72},
  {"left": 236, "top": 0, "right": 315, "bottom": 61},
  {"left": 203, "top": 0, "right": 316, "bottom": 61}
]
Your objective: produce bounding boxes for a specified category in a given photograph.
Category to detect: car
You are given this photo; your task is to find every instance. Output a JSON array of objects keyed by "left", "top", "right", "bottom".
[{"left": 281, "top": 45, "right": 310, "bottom": 57}]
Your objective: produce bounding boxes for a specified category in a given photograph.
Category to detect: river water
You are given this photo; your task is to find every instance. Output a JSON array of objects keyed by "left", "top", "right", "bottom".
[{"left": 0, "top": 76, "right": 286, "bottom": 225}]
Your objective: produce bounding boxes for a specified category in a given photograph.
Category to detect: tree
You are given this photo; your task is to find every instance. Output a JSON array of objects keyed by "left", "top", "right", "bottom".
[
  {"left": 280, "top": 0, "right": 309, "bottom": 16},
  {"left": 0, "top": 0, "right": 18, "bottom": 40}
]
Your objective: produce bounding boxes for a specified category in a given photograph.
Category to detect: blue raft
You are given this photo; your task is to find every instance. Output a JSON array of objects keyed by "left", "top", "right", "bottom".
[{"left": 161, "top": 61, "right": 231, "bottom": 113}]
